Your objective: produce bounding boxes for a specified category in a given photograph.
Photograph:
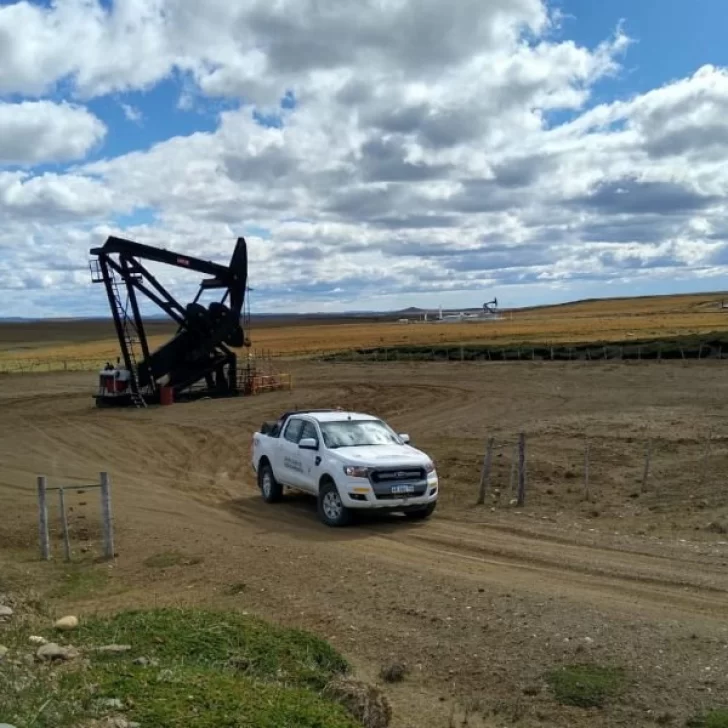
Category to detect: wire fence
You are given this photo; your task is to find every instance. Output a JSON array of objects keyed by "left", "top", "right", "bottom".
[
  {"left": 5, "top": 341, "right": 728, "bottom": 375},
  {"left": 459, "top": 428, "right": 728, "bottom": 520},
  {"left": 314, "top": 341, "right": 728, "bottom": 363}
]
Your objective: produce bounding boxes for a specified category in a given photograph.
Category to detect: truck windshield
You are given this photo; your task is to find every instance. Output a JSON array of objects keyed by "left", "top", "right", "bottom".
[{"left": 319, "top": 420, "right": 402, "bottom": 449}]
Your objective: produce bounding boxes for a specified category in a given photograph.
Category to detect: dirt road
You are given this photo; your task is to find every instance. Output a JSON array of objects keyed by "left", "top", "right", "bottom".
[{"left": 2, "top": 362, "right": 728, "bottom": 727}]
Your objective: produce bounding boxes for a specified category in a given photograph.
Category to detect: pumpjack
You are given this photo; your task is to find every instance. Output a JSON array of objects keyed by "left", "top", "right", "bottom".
[{"left": 89, "top": 235, "right": 251, "bottom": 408}]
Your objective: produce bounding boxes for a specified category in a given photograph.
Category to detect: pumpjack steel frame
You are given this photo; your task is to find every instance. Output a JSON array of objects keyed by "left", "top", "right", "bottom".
[{"left": 89, "top": 235, "right": 250, "bottom": 407}]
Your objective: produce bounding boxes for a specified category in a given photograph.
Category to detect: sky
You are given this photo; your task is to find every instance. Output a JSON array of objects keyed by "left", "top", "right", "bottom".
[{"left": 2, "top": 0, "right": 728, "bottom": 317}]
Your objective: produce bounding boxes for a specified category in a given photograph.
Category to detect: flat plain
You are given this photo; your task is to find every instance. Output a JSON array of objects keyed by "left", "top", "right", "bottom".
[
  {"left": 3, "top": 294, "right": 728, "bottom": 727},
  {"left": 3, "top": 291, "right": 728, "bottom": 372}
]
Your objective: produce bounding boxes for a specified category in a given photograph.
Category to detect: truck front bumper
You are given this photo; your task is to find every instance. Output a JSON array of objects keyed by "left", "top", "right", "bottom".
[{"left": 338, "top": 474, "right": 439, "bottom": 510}]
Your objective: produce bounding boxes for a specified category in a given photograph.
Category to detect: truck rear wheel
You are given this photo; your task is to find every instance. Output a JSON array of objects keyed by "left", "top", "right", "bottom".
[
  {"left": 318, "top": 480, "right": 352, "bottom": 527},
  {"left": 259, "top": 462, "right": 283, "bottom": 503}
]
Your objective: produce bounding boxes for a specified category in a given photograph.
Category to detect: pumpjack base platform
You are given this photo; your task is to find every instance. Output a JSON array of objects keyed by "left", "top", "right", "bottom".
[{"left": 93, "top": 389, "right": 242, "bottom": 408}]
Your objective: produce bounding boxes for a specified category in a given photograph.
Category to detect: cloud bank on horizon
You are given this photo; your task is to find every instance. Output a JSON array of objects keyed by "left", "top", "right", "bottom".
[{"left": 2, "top": 0, "right": 728, "bottom": 317}]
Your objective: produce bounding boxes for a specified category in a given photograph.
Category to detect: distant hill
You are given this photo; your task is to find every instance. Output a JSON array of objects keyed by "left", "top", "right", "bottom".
[{"left": 2, "top": 289, "right": 728, "bottom": 324}]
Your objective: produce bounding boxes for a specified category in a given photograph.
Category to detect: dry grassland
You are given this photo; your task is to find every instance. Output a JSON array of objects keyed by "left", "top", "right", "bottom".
[{"left": 1, "top": 291, "right": 728, "bottom": 372}]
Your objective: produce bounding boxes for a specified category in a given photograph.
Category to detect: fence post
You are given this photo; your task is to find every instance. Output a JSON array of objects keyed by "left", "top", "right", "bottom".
[
  {"left": 100, "top": 472, "right": 115, "bottom": 560},
  {"left": 641, "top": 440, "right": 653, "bottom": 492},
  {"left": 37, "top": 476, "right": 50, "bottom": 561},
  {"left": 58, "top": 487, "right": 71, "bottom": 562},
  {"left": 476, "top": 437, "right": 495, "bottom": 505},
  {"left": 509, "top": 443, "right": 517, "bottom": 495},
  {"left": 701, "top": 429, "right": 713, "bottom": 485},
  {"left": 517, "top": 433, "right": 526, "bottom": 506}
]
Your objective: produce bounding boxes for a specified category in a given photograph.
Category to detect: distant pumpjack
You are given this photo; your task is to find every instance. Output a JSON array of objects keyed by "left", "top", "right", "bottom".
[{"left": 89, "top": 235, "right": 250, "bottom": 408}]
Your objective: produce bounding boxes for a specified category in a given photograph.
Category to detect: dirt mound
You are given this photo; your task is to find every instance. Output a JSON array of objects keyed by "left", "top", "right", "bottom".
[{"left": 325, "top": 675, "right": 392, "bottom": 728}]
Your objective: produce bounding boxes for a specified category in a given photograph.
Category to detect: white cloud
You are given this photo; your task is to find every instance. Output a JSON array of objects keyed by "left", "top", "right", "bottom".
[
  {"left": 0, "top": 100, "right": 106, "bottom": 165},
  {"left": 120, "top": 103, "right": 142, "bottom": 124},
  {"left": 1, "top": 1, "right": 728, "bottom": 316}
]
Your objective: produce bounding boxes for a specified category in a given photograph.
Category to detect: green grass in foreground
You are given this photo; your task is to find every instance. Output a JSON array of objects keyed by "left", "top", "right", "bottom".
[
  {"left": 688, "top": 709, "right": 728, "bottom": 727},
  {"left": 546, "top": 664, "right": 627, "bottom": 709},
  {"left": 1, "top": 607, "right": 360, "bottom": 728}
]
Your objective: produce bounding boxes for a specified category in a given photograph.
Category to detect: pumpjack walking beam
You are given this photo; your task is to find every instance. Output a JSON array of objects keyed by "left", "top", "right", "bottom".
[{"left": 90, "top": 235, "right": 249, "bottom": 405}]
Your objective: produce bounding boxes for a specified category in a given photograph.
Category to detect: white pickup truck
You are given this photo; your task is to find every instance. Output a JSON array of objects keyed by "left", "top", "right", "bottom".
[{"left": 250, "top": 409, "right": 439, "bottom": 527}]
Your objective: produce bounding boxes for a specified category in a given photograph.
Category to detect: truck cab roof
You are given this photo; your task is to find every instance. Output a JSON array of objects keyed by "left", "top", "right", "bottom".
[
  {"left": 297, "top": 411, "right": 379, "bottom": 423},
  {"left": 276, "top": 409, "right": 378, "bottom": 423},
  {"left": 260, "top": 409, "right": 380, "bottom": 438}
]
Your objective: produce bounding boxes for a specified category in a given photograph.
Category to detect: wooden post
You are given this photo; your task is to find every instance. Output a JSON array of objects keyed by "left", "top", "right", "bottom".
[
  {"left": 476, "top": 437, "right": 495, "bottom": 505},
  {"left": 701, "top": 429, "right": 713, "bottom": 485},
  {"left": 509, "top": 443, "right": 517, "bottom": 495},
  {"left": 584, "top": 440, "right": 591, "bottom": 501},
  {"left": 100, "top": 472, "right": 115, "bottom": 560},
  {"left": 641, "top": 440, "right": 653, "bottom": 492},
  {"left": 517, "top": 433, "right": 526, "bottom": 506},
  {"left": 37, "top": 475, "right": 50, "bottom": 561},
  {"left": 58, "top": 487, "right": 71, "bottom": 562}
]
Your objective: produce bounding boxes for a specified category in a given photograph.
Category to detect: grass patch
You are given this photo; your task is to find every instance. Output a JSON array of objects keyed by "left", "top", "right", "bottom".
[
  {"left": 143, "top": 550, "right": 203, "bottom": 568},
  {"left": 2, "top": 607, "right": 360, "bottom": 728},
  {"left": 546, "top": 664, "right": 627, "bottom": 709},
  {"left": 69, "top": 607, "right": 348, "bottom": 689},
  {"left": 688, "top": 709, "right": 728, "bottom": 727},
  {"left": 45, "top": 563, "right": 110, "bottom": 600}
]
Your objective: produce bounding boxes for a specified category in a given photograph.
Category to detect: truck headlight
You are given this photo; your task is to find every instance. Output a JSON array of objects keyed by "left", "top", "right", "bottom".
[
  {"left": 425, "top": 461, "right": 436, "bottom": 475},
  {"left": 344, "top": 465, "right": 370, "bottom": 478}
]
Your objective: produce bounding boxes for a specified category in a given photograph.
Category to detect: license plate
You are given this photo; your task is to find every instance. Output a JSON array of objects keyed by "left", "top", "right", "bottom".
[{"left": 391, "top": 484, "right": 415, "bottom": 495}]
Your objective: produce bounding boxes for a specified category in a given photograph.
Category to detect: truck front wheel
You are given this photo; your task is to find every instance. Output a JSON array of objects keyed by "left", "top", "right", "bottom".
[
  {"left": 318, "top": 480, "right": 352, "bottom": 527},
  {"left": 259, "top": 462, "right": 283, "bottom": 503}
]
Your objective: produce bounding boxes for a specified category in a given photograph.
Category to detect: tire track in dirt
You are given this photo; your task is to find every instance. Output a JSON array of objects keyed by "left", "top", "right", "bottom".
[
  {"left": 349, "top": 529, "right": 728, "bottom": 623},
  {"left": 219, "top": 493, "right": 728, "bottom": 623},
  {"left": 405, "top": 521, "right": 728, "bottom": 590}
]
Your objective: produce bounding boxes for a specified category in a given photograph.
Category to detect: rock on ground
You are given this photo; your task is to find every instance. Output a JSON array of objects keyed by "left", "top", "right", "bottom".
[
  {"left": 95, "top": 644, "right": 132, "bottom": 654},
  {"left": 36, "top": 642, "right": 79, "bottom": 661},
  {"left": 54, "top": 615, "right": 79, "bottom": 631},
  {"left": 379, "top": 662, "right": 407, "bottom": 683},
  {"left": 0, "top": 606, "right": 13, "bottom": 618}
]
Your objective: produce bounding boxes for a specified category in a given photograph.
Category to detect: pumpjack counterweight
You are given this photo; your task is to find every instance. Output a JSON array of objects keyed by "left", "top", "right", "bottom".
[{"left": 89, "top": 235, "right": 250, "bottom": 407}]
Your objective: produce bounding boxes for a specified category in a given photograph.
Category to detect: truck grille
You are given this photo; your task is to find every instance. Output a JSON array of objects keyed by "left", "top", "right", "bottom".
[
  {"left": 369, "top": 467, "right": 425, "bottom": 484},
  {"left": 374, "top": 486, "right": 428, "bottom": 500}
]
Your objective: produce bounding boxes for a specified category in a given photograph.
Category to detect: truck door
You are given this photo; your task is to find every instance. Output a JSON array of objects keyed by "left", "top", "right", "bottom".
[
  {"left": 278, "top": 417, "right": 305, "bottom": 486},
  {"left": 296, "top": 420, "right": 323, "bottom": 493}
]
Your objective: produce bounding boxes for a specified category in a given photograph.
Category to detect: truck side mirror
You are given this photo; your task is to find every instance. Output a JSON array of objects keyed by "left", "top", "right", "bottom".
[
  {"left": 299, "top": 437, "right": 318, "bottom": 450},
  {"left": 399, "top": 433, "right": 410, "bottom": 444}
]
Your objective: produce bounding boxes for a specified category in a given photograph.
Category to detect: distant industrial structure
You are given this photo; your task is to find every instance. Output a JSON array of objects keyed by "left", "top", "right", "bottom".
[{"left": 423, "top": 297, "right": 503, "bottom": 323}]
